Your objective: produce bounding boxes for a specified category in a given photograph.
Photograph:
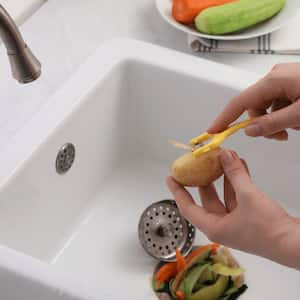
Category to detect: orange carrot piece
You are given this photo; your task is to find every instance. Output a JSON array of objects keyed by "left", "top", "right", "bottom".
[
  {"left": 155, "top": 262, "right": 177, "bottom": 283},
  {"left": 176, "top": 249, "right": 187, "bottom": 272},
  {"left": 155, "top": 244, "right": 219, "bottom": 283},
  {"left": 172, "top": 0, "right": 237, "bottom": 25},
  {"left": 176, "top": 290, "right": 185, "bottom": 300},
  {"left": 187, "top": 243, "right": 220, "bottom": 263}
]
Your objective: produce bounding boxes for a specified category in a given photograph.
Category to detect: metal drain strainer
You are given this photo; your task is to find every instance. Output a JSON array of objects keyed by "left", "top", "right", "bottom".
[
  {"left": 138, "top": 200, "right": 196, "bottom": 262},
  {"left": 56, "top": 143, "right": 75, "bottom": 175}
]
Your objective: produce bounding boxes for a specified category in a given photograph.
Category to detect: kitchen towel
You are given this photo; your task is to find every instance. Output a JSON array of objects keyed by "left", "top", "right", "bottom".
[{"left": 188, "top": 16, "right": 300, "bottom": 54}]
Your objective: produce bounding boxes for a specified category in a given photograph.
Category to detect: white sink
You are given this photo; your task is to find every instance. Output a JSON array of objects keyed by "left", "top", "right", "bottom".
[{"left": 0, "top": 39, "right": 299, "bottom": 300}]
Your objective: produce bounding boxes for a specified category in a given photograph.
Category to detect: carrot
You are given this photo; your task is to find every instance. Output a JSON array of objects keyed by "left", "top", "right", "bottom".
[
  {"left": 187, "top": 243, "right": 220, "bottom": 263},
  {"left": 154, "top": 262, "right": 177, "bottom": 283},
  {"left": 176, "top": 290, "right": 185, "bottom": 300},
  {"left": 155, "top": 245, "right": 219, "bottom": 284},
  {"left": 172, "top": 0, "right": 237, "bottom": 24},
  {"left": 176, "top": 249, "right": 187, "bottom": 272}
]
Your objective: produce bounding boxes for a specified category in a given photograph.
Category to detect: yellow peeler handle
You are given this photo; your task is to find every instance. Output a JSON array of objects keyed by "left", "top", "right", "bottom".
[
  {"left": 190, "top": 119, "right": 252, "bottom": 157},
  {"left": 219, "top": 119, "right": 252, "bottom": 138}
]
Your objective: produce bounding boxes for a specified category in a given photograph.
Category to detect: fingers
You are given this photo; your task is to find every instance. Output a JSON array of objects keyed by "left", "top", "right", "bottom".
[
  {"left": 198, "top": 184, "right": 226, "bottom": 215},
  {"left": 271, "top": 99, "right": 292, "bottom": 112},
  {"left": 265, "top": 131, "right": 289, "bottom": 141},
  {"left": 224, "top": 157, "right": 252, "bottom": 211},
  {"left": 166, "top": 177, "right": 220, "bottom": 234},
  {"left": 208, "top": 77, "right": 285, "bottom": 133},
  {"left": 248, "top": 108, "right": 267, "bottom": 119},
  {"left": 245, "top": 100, "right": 300, "bottom": 138},
  {"left": 264, "top": 99, "right": 290, "bottom": 140},
  {"left": 224, "top": 174, "right": 237, "bottom": 212},
  {"left": 240, "top": 159, "right": 250, "bottom": 176},
  {"left": 220, "top": 150, "right": 253, "bottom": 196},
  {"left": 248, "top": 105, "right": 289, "bottom": 140}
]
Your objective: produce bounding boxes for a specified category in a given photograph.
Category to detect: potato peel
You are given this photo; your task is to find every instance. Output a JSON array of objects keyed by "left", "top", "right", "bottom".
[{"left": 168, "top": 139, "right": 195, "bottom": 151}]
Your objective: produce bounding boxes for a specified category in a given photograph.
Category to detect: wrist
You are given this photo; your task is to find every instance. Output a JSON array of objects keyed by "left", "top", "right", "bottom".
[{"left": 266, "top": 217, "right": 300, "bottom": 269}]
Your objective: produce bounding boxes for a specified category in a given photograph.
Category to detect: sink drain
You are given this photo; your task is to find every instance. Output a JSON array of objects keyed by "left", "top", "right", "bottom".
[
  {"left": 138, "top": 200, "right": 195, "bottom": 262},
  {"left": 56, "top": 143, "right": 75, "bottom": 174}
]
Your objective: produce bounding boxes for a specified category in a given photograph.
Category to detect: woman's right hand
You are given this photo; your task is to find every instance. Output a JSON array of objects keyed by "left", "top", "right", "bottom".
[{"left": 208, "top": 63, "right": 300, "bottom": 140}]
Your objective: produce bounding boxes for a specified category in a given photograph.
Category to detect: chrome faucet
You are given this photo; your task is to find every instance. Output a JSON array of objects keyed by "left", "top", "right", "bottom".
[{"left": 0, "top": 5, "right": 41, "bottom": 83}]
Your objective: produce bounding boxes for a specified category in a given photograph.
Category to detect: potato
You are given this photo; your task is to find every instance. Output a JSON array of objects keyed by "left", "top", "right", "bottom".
[{"left": 171, "top": 148, "right": 223, "bottom": 187}]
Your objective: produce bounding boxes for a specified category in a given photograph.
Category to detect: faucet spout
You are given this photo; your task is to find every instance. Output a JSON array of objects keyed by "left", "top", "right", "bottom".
[{"left": 0, "top": 5, "right": 41, "bottom": 83}]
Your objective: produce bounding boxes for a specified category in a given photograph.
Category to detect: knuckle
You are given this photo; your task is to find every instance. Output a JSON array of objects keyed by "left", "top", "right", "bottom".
[
  {"left": 271, "top": 63, "right": 284, "bottom": 72},
  {"left": 225, "top": 165, "right": 243, "bottom": 178},
  {"left": 265, "top": 63, "right": 287, "bottom": 83},
  {"left": 264, "top": 71, "right": 279, "bottom": 85},
  {"left": 236, "top": 184, "right": 258, "bottom": 199},
  {"left": 293, "top": 102, "right": 300, "bottom": 120},
  {"left": 261, "top": 113, "right": 277, "bottom": 132}
]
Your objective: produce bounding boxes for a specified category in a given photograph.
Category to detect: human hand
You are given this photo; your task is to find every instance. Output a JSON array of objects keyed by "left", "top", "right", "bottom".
[
  {"left": 167, "top": 149, "right": 300, "bottom": 269},
  {"left": 208, "top": 63, "right": 300, "bottom": 140}
]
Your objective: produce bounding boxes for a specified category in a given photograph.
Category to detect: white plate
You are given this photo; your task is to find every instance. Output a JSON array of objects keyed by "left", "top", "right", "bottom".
[{"left": 155, "top": 0, "right": 300, "bottom": 40}]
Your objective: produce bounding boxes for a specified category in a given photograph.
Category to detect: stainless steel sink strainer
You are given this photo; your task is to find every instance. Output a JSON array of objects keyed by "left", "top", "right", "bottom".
[
  {"left": 138, "top": 200, "right": 196, "bottom": 262},
  {"left": 56, "top": 143, "right": 76, "bottom": 175}
]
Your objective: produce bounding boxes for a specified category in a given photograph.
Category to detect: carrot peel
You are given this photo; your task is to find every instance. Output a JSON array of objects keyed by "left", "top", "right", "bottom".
[
  {"left": 187, "top": 243, "right": 220, "bottom": 263},
  {"left": 176, "top": 290, "right": 185, "bottom": 300},
  {"left": 176, "top": 249, "right": 187, "bottom": 272},
  {"left": 155, "top": 262, "right": 177, "bottom": 283}
]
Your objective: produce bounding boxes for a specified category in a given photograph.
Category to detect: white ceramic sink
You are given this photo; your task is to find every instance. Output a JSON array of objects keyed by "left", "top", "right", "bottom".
[{"left": 0, "top": 39, "right": 299, "bottom": 300}]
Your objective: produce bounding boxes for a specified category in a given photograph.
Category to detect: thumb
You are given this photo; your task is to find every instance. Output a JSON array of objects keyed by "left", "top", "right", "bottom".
[
  {"left": 245, "top": 101, "right": 300, "bottom": 137},
  {"left": 220, "top": 150, "right": 252, "bottom": 193}
]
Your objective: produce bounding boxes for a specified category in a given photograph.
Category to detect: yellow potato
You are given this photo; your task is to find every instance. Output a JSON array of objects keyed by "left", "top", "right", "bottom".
[{"left": 171, "top": 148, "right": 223, "bottom": 187}]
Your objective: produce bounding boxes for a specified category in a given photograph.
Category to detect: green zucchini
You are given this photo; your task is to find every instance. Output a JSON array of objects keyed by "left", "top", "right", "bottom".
[
  {"left": 211, "top": 254, "right": 226, "bottom": 265},
  {"left": 190, "top": 249, "right": 212, "bottom": 266},
  {"left": 210, "top": 263, "right": 245, "bottom": 277},
  {"left": 188, "top": 275, "right": 229, "bottom": 300},
  {"left": 195, "top": 0, "right": 287, "bottom": 35},
  {"left": 193, "top": 267, "right": 216, "bottom": 293},
  {"left": 183, "top": 264, "right": 210, "bottom": 297},
  {"left": 222, "top": 284, "right": 248, "bottom": 300},
  {"left": 152, "top": 277, "right": 168, "bottom": 293},
  {"left": 169, "top": 279, "right": 178, "bottom": 299},
  {"left": 171, "top": 249, "right": 212, "bottom": 293}
]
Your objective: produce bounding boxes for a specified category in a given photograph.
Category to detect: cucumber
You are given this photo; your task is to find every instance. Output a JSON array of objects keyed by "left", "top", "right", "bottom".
[
  {"left": 183, "top": 264, "right": 210, "bottom": 297},
  {"left": 152, "top": 277, "right": 168, "bottom": 293},
  {"left": 222, "top": 284, "right": 248, "bottom": 300},
  {"left": 210, "top": 263, "right": 245, "bottom": 277},
  {"left": 193, "top": 268, "right": 216, "bottom": 292},
  {"left": 195, "top": 0, "right": 287, "bottom": 35},
  {"left": 188, "top": 275, "right": 229, "bottom": 300}
]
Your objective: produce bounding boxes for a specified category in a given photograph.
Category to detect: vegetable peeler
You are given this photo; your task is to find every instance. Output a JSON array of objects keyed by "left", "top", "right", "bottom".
[{"left": 190, "top": 119, "right": 252, "bottom": 157}]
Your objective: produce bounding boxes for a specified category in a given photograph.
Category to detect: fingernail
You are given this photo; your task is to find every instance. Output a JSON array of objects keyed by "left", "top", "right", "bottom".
[
  {"left": 245, "top": 123, "right": 262, "bottom": 136},
  {"left": 220, "top": 150, "right": 235, "bottom": 167}
]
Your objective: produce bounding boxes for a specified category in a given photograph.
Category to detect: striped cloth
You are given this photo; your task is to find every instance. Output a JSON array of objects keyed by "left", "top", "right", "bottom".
[{"left": 188, "top": 16, "right": 300, "bottom": 55}]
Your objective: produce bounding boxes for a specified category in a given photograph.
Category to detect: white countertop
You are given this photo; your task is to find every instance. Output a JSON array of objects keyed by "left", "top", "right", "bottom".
[
  {"left": 0, "top": 0, "right": 299, "bottom": 149},
  {"left": 1, "top": 0, "right": 45, "bottom": 24}
]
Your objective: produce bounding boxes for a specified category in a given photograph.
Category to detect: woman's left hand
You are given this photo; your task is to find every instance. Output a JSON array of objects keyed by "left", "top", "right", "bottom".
[{"left": 167, "top": 149, "right": 300, "bottom": 269}]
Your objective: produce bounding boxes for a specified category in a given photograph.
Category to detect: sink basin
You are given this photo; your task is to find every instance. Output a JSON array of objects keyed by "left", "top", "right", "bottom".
[{"left": 0, "top": 39, "right": 299, "bottom": 299}]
